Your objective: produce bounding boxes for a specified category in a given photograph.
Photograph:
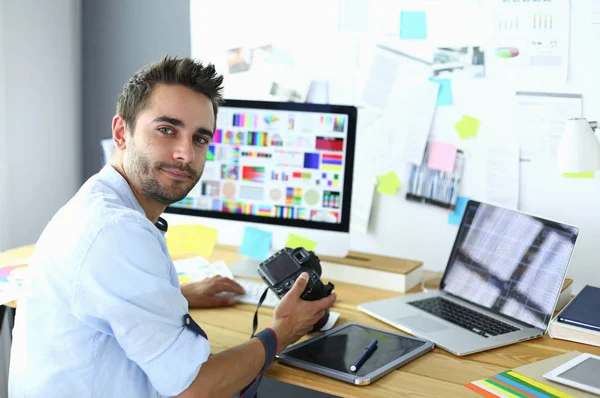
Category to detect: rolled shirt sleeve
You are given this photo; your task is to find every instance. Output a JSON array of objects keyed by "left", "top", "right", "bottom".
[{"left": 71, "top": 220, "right": 209, "bottom": 396}]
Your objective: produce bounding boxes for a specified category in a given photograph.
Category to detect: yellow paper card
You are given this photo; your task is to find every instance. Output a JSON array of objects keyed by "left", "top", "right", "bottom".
[
  {"left": 563, "top": 172, "right": 594, "bottom": 179},
  {"left": 166, "top": 224, "right": 218, "bottom": 257},
  {"left": 285, "top": 233, "right": 317, "bottom": 251},
  {"left": 455, "top": 115, "right": 480, "bottom": 140},
  {"left": 377, "top": 171, "right": 401, "bottom": 195}
]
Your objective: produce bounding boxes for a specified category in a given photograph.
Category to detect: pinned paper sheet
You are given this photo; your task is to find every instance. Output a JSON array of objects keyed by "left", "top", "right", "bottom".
[
  {"left": 448, "top": 196, "right": 470, "bottom": 225},
  {"left": 239, "top": 226, "right": 272, "bottom": 261},
  {"left": 377, "top": 171, "right": 401, "bottom": 195},
  {"left": 174, "top": 258, "right": 234, "bottom": 285},
  {"left": 427, "top": 141, "right": 457, "bottom": 172},
  {"left": 166, "top": 224, "right": 218, "bottom": 258},
  {"left": 486, "top": 145, "right": 520, "bottom": 210},
  {"left": 286, "top": 234, "right": 317, "bottom": 251},
  {"left": 564, "top": 172, "right": 594, "bottom": 179},
  {"left": 428, "top": 77, "right": 453, "bottom": 106},
  {"left": 455, "top": 115, "right": 480, "bottom": 140},
  {"left": 350, "top": 177, "right": 376, "bottom": 234},
  {"left": 400, "top": 11, "right": 427, "bottom": 39}
]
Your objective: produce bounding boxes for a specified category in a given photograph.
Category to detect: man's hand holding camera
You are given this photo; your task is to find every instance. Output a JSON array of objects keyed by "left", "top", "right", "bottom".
[{"left": 269, "top": 272, "right": 337, "bottom": 353}]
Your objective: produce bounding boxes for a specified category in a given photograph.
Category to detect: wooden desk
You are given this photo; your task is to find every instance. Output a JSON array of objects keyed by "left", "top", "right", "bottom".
[{"left": 2, "top": 245, "right": 600, "bottom": 397}]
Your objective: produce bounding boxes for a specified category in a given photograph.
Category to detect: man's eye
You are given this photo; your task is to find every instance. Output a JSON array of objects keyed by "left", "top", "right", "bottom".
[
  {"left": 194, "top": 136, "right": 209, "bottom": 144},
  {"left": 158, "top": 127, "right": 174, "bottom": 134}
]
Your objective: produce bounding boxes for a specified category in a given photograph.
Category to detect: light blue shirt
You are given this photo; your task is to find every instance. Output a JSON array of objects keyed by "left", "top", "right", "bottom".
[{"left": 9, "top": 165, "right": 210, "bottom": 397}]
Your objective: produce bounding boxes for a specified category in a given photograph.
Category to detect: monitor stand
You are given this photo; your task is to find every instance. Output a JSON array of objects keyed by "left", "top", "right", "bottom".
[{"left": 229, "top": 257, "right": 261, "bottom": 278}]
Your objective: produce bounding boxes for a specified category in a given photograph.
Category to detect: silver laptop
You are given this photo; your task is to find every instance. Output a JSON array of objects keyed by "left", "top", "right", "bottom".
[{"left": 358, "top": 200, "right": 579, "bottom": 356}]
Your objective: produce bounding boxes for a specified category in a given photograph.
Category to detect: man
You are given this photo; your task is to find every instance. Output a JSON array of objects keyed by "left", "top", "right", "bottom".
[{"left": 9, "top": 56, "right": 336, "bottom": 397}]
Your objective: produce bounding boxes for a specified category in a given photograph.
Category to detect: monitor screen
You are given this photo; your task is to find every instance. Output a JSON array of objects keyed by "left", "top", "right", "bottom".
[
  {"left": 166, "top": 99, "right": 357, "bottom": 232},
  {"left": 440, "top": 201, "right": 579, "bottom": 329}
]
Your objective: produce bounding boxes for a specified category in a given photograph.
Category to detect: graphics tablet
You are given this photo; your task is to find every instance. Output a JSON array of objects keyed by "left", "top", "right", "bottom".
[
  {"left": 543, "top": 353, "right": 600, "bottom": 395},
  {"left": 276, "top": 322, "right": 434, "bottom": 385}
]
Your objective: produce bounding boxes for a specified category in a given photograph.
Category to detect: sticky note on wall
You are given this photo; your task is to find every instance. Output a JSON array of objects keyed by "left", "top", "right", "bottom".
[
  {"left": 166, "top": 224, "right": 218, "bottom": 257},
  {"left": 428, "top": 141, "right": 457, "bottom": 172},
  {"left": 448, "top": 196, "right": 470, "bottom": 225},
  {"left": 455, "top": 115, "right": 480, "bottom": 140},
  {"left": 239, "top": 226, "right": 272, "bottom": 261},
  {"left": 286, "top": 234, "right": 317, "bottom": 251},
  {"left": 563, "top": 172, "right": 594, "bottom": 178},
  {"left": 400, "top": 11, "right": 427, "bottom": 39},
  {"left": 428, "top": 77, "right": 453, "bottom": 106},
  {"left": 377, "top": 171, "right": 401, "bottom": 195}
]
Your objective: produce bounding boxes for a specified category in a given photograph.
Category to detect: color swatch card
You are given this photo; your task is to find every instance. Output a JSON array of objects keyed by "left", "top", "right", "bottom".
[
  {"left": 166, "top": 224, "right": 218, "bottom": 258},
  {"left": 286, "top": 233, "right": 317, "bottom": 251},
  {"left": 239, "top": 226, "right": 272, "bottom": 261},
  {"left": 427, "top": 141, "right": 457, "bottom": 172},
  {"left": 466, "top": 370, "right": 575, "bottom": 398},
  {"left": 0, "top": 262, "right": 28, "bottom": 305}
]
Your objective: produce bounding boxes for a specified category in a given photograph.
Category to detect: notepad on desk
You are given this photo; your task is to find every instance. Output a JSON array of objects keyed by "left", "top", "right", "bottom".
[
  {"left": 549, "top": 285, "right": 600, "bottom": 347},
  {"left": 318, "top": 251, "right": 423, "bottom": 293}
]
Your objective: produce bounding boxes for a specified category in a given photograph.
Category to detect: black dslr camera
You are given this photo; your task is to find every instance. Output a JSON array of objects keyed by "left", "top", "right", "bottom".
[{"left": 258, "top": 247, "right": 334, "bottom": 331}]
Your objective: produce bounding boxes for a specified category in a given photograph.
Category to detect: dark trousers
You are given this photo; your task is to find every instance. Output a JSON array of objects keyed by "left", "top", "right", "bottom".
[{"left": 0, "top": 306, "right": 15, "bottom": 397}]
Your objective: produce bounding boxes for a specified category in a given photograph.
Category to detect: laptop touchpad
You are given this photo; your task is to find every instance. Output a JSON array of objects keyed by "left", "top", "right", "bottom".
[{"left": 397, "top": 315, "right": 449, "bottom": 333}]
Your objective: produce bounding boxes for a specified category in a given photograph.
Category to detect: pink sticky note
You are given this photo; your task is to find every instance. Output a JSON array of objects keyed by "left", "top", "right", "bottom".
[{"left": 427, "top": 141, "right": 457, "bottom": 172}]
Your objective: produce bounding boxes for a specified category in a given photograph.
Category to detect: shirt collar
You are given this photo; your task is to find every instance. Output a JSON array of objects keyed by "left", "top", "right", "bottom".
[{"left": 99, "top": 165, "right": 147, "bottom": 216}]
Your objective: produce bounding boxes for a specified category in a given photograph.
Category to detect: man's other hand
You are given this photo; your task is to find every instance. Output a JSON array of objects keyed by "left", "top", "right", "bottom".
[
  {"left": 270, "top": 272, "right": 337, "bottom": 353},
  {"left": 181, "top": 275, "right": 245, "bottom": 308}
]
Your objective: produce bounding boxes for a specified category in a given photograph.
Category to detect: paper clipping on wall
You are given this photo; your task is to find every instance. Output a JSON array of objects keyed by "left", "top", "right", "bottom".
[
  {"left": 487, "top": 0, "right": 570, "bottom": 83},
  {"left": 515, "top": 92, "right": 582, "bottom": 163},
  {"left": 350, "top": 176, "right": 376, "bottom": 233},
  {"left": 485, "top": 144, "right": 520, "bottom": 210}
]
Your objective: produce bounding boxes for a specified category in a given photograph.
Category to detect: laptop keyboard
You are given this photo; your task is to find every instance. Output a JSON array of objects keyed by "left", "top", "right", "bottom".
[{"left": 408, "top": 297, "right": 519, "bottom": 338}]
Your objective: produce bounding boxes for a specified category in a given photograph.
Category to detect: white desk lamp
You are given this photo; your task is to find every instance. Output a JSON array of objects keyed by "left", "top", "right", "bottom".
[{"left": 557, "top": 118, "right": 600, "bottom": 173}]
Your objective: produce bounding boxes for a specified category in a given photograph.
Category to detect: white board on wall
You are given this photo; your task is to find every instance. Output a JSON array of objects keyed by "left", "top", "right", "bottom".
[{"left": 190, "top": 0, "right": 600, "bottom": 293}]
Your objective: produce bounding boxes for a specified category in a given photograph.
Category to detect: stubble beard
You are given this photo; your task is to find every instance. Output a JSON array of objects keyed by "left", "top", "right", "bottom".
[{"left": 128, "top": 141, "right": 203, "bottom": 205}]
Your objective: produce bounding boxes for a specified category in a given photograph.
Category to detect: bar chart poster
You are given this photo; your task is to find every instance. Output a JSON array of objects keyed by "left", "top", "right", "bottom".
[{"left": 487, "top": 0, "right": 569, "bottom": 84}]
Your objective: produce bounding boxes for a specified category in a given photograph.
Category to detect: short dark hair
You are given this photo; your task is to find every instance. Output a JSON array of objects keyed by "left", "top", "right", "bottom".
[{"left": 116, "top": 55, "right": 224, "bottom": 131}]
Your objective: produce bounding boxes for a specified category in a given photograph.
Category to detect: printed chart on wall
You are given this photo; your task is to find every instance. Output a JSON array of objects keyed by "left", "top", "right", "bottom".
[
  {"left": 487, "top": 0, "right": 570, "bottom": 84},
  {"left": 172, "top": 107, "right": 349, "bottom": 225}
]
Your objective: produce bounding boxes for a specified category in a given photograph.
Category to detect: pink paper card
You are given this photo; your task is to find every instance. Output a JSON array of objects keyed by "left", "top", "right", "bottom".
[{"left": 427, "top": 141, "right": 457, "bottom": 172}]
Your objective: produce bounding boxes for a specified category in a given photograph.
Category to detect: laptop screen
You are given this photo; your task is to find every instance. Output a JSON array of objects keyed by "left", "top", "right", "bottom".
[{"left": 440, "top": 201, "right": 579, "bottom": 329}]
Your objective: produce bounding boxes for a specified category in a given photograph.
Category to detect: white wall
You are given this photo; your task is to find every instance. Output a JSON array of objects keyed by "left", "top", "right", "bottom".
[
  {"left": 0, "top": 3, "right": 8, "bottom": 253},
  {"left": 190, "top": 1, "right": 600, "bottom": 294},
  {"left": 0, "top": 0, "right": 81, "bottom": 250}
]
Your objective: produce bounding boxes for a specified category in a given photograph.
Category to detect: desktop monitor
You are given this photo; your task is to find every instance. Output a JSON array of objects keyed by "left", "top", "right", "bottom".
[{"left": 162, "top": 99, "right": 357, "bottom": 257}]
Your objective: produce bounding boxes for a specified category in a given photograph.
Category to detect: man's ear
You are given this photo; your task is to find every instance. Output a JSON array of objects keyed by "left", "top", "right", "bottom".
[{"left": 112, "top": 115, "right": 129, "bottom": 150}]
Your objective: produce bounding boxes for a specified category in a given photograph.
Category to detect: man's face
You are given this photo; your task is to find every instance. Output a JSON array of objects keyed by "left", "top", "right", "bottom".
[{"left": 123, "top": 84, "right": 215, "bottom": 205}]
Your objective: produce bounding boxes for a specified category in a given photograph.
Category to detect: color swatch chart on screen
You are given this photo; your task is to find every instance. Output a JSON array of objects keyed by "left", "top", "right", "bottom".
[{"left": 173, "top": 107, "right": 348, "bottom": 224}]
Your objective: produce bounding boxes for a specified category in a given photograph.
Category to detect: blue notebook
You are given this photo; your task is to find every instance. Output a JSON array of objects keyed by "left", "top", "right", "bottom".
[{"left": 558, "top": 285, "right": 600, "bottom": 333}]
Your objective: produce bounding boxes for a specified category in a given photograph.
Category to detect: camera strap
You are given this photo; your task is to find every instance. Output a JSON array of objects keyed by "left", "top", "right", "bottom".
[
  {"left": 240, "top": 287, "right": 272, "bottom": 398},
  {"left": 251, "top": 287, "right": 270, "bottom": 338}
]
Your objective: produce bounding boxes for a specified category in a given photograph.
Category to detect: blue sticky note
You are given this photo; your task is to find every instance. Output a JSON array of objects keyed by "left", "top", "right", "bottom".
[
  {"left": 239, "top": 227, "right": 272, "bottom": 261},
  {"left": 400, "top": 11, "right": 427, "bottom": 40},
  {"left": 429, "top": 77, "right": 453, "bottom": 106},
  {"left": 448, "top": 196, "right": 470, "bottom": 225}
]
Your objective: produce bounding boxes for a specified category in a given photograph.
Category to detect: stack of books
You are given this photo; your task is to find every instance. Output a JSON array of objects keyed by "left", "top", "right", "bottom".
[{"left": 548, "top": 285, "right": 600, "bottom": 347}]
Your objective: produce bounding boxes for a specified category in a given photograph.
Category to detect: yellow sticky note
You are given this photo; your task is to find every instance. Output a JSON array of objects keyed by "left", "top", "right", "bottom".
[
  {"left": 166, "top": 224, "right": 218, "bottom": 257},
  {"left": 285, "top": 233, "right": 317, "bottom": 251},
  {"left": 455, "top": 115, "right": 480, "bottom": 140},
  {"left": 564, "top": 172, "right": 594, "bottom": 179},
  {"left": 377, "top": 171, "right": 401, "bottom": 195}
]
